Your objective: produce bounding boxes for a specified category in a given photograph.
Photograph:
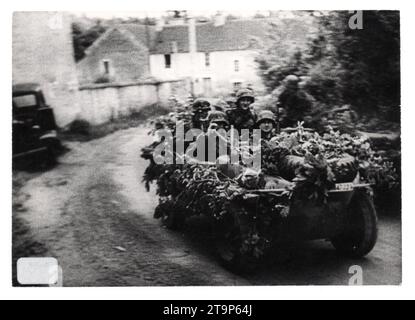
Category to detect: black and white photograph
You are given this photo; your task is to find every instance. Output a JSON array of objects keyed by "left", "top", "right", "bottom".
[{"left": 11, "top": 8, "right": 402, "bottom": 289}]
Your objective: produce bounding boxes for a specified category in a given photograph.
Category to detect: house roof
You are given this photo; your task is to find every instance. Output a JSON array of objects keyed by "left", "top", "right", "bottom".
[
  {"left": 84, "top": 24, "right": 156, "bottom": 56},
  {"left": 151, "top": 24, "right": 189, "bottom": 54},
  {"left": 196, "top": 19, "right": 270, "bottom": 52},
  {"left": 150, "top": 19, "right": 271, "bottom": 54},
  {"left": 118, "top": 24, "right": 157, "bottom": 48},
  {"left": 86, "top": 18, "right": 314, "bottom": 57}
]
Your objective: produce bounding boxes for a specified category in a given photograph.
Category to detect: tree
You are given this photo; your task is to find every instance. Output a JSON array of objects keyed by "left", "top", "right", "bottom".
[
  {"left": 257, "top": 11, "right": 400, "bottom": 121},
  {"left": 72, "top": 21, "right": 108, "bottom": 61}
]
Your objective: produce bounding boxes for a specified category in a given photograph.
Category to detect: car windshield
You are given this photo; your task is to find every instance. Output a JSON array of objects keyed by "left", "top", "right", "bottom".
[{"left": 13, "top": 94, "right": 37, "bottom": 108}]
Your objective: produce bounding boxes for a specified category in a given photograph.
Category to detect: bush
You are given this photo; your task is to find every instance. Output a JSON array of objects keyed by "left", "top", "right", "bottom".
[
  {"left": 129, "top": 104, "right": 170, "bottom": 120},
  {"left": 68, "top": 119, "right": 91, "bottom": 136}
]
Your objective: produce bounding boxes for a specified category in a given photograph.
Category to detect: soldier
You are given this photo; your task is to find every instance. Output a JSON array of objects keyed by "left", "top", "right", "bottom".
[
  {"left": 225, "top": 96, "right": 237, "bottom": 110},
  {"left": 253, "top": 110, "right": 293, "bottom": 190},
  {"left": 277, "top": 75, "right": 314, "bottom": 127},
  {"left": 212, "top": 99, "right": 230, "bottom": 112},
  {"left": 226, "top": 88, "right": 257, "bottom": 132},
  {"left": 186, "top": 110, "right": 230, "bottom": 164},
  {"left": 207, "top": 110, "right": 230, "bottom": 131},
  {"left": 256, "top": 110, "right": 277, "bottom": 141},
  {"left": 191, "top": 98, "right": 211, "bottom": 131}
]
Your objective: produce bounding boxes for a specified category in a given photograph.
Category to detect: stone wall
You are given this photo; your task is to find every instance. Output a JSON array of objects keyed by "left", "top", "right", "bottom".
[{"left": 78, "top": 79, "right": 189, "bottom": 125}]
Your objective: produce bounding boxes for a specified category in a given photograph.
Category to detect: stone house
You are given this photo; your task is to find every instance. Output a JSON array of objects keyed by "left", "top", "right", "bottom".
[{"left": 77, "top": 24, "right": 156, "bottom": 84}]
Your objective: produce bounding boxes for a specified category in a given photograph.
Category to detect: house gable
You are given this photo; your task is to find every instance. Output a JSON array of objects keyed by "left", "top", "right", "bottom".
[
  {"left": 85, "top": 27, "right": 149, "bottom": 56},
  {"left": 78, "top": 27, "right": 151, "bottom": 84}
]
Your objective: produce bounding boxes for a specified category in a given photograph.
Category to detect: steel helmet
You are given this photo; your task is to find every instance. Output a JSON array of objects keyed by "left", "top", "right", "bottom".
[
  {"left": 208, "top": 111, "right": 229, "bottom": 125},
  {"left": 256, "top": 110, "right": 276, "bottom": 125},
  {"left": 212, "top": 99, "right": 230, "bottom": 112},
  {"left": 236, "top": 88, "right": 255, "bottom": 104},
  {"left": 284, "top": 75, "right": 300, "bottom": 85},
  {"left": 192, "top": 98, "right": 211, "bottom": 111}
]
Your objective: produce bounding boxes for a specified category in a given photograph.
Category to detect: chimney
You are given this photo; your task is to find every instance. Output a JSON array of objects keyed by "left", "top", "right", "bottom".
[
  {"left": 188, "top": 18, "right": 197, "bottom": 53},
  {"left": 170, "top": 41, "right": 178, "bottom": 53},
  {"left": 156, "top": 18, "right": 164, "bottom": 32},
  {"left": 214, "top": 13, "right": 226, "bottom": 27},
  {"left": 188, "top": 17, "right": 197, "bottom": 94}
]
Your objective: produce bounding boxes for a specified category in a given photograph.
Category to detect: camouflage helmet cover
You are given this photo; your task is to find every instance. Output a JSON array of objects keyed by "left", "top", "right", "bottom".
[
  {"left": 284, "top": 74, "right": 300, "bottom": 84},
  {"left": 212, "top": 99, "right": 230, "bottom": 112},
  {"left": 257, "top": 110, "right": 276, "bottom": 125},
  {"left": 208, "top": 111, "right": 229, "bottom": 125},
  {"left": 236, "top": 88, "right": 255, "bottom": 103},
  {"left": 192, "top": 98, "right": 211, "bottom": 111}
]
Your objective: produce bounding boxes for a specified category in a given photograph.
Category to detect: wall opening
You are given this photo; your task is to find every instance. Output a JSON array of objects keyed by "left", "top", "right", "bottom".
[
  {"left": 164, "top": 54, "right": 171, "bottom": 69},
  {"left": 234, "top": 60, "right": 240, "bottom": 72},
  {"left": 103, "top": 60, "right": 110, "bottom": 74},
  {"left": 205, "top": 52, "right": 210, "bottom": 67}
]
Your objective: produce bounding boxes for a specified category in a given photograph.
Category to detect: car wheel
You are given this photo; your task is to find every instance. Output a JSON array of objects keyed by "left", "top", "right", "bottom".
[
  {"left": 331, "top": 189, "right": 378, "bottom": 258},
  {"left": 213, "top": 214, "right": 261, "bottom": 274}
]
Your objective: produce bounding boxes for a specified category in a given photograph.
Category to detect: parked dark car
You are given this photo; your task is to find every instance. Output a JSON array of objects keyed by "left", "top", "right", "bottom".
[{"left": 13, "top": 83, "right": 61, "bottom": 165}]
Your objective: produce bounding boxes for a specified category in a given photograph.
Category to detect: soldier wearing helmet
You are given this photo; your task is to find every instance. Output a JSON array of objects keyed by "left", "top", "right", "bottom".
[
  {"left": 207, "top": 110, "right": 230, "bottom": 131},
  {"left": 277, "top": 75, "right": 314, "bottom": 127},
  {"left": 192, "top": 98, "right": 211, "bottom": 131},
  {"left": 226, "top": 88, "right": 257, "bottom": 132},
  {"left": 256, "top": 110, "right": 277, "bottom": 141},
  {"left": 225, "top": 96, "right": 237, "bottom": 110},
  {"left": 212, "top": 99, "right": 230, "bottom": 112}
]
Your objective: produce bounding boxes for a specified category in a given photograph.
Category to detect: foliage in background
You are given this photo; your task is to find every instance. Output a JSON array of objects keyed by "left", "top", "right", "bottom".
[
  {"left": 72, "top": 20, "right": 108, "bottom": 61},
  {"left": 256, "top": 11, "right": 400, "bottom": 121}
]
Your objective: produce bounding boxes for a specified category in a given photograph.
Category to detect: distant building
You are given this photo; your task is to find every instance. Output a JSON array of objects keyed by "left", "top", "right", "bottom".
[
  {"left": 77, "top": 16, "right": 314, "bottom": 97},
  {"left": 12, "top": 12, "right": 80, "bottom": 126},
  {"left": 77, "top": 24, "right": 156, "bottom": 84},
  {"left": 149, "top": 18, "right": 270, "bottom": 96}
]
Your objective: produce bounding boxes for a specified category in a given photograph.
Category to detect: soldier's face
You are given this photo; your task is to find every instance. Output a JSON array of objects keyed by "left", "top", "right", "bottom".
[
  {"left": 214, "top": 121, "right": 228, "bottom": 131},
  {"left": 195, "top": 109, "right": 209, "bottom": 121},
  {"left": 260, "top": 120, "right": 274, "bottom": 133},
  {"left": 238, "top": 97, "right": 253, "bottom": 110}
]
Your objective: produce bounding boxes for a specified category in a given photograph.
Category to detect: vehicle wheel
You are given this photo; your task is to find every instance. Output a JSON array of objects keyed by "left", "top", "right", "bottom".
[
  {"left": 331, "top": 190, "right": 378, "bottom": 258},
  {"left": 213, "top": 214, "right": 261, "bottom": 274},
  {"left": 43, "top": 139, "right": 62, "bottom": 167}
]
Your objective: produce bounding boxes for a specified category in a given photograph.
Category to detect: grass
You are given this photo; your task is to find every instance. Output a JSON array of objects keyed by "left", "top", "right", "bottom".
[{"left": 60, "top": 104, "right": 170, "bottom": 142}]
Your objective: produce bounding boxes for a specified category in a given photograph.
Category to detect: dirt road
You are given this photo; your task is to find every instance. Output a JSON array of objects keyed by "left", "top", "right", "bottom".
[{"left": 12, "top": 126, "right": 402, "bottom": 286}]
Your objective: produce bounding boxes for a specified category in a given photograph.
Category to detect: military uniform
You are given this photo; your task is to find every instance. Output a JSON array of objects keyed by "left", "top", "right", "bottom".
[
  {"left": 226, "top": 89, "right": 257, "bottom": 132},
  {"left": 256, "top": 110, "right": 277, "bottom": 141},
  {"left": 191, "top": 98, "right": 211, "bottom": 131},
  {"left": 277, "top": 75, "right": 314, "bottom": 127}
]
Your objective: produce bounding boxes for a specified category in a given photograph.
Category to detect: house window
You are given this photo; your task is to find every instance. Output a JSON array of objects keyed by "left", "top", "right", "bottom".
[
  {"left": 164, "top": 54, "right": 171, "bottom": 69},
  {"left": 234, "top": 60, "right": 240, "bottom": 72},
  {"left": 103, "top": 60, "right": 110, "bottom": 74},
  {"left": 205, "top": 53, "right": 210, "bottom": 67}
]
